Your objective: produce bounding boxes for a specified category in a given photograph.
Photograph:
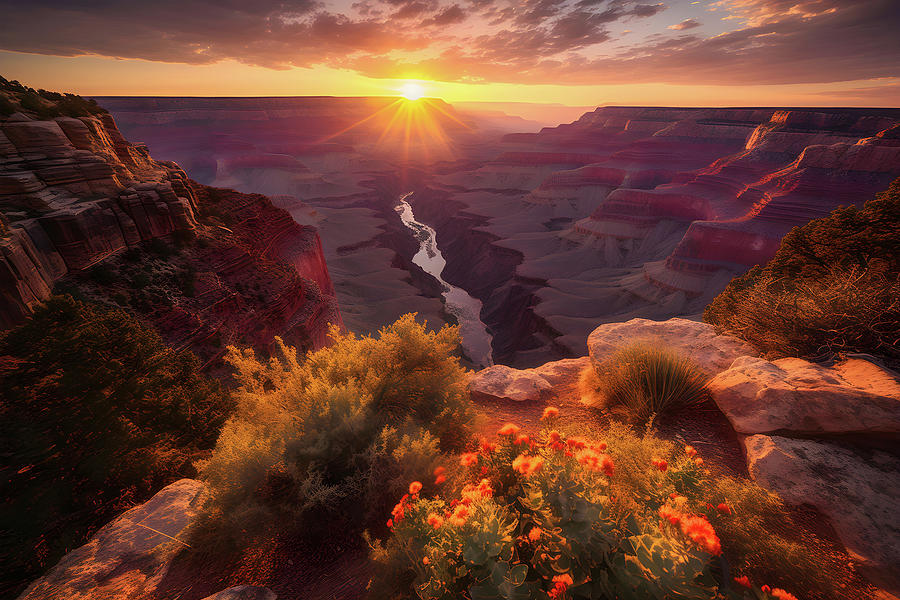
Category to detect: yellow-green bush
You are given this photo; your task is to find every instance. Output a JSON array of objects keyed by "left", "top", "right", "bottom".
[
  {"left": 197, "top": 315, "right": 474, "bottom": 544},
  {"left": 581, "top": 343, "right": 710, "bottom": 424},
  {"left": 369, "top": 415, "right": 860, "bottom": 600}
]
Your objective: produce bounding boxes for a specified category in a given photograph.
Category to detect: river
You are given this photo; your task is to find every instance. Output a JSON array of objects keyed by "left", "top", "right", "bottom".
[{"left": 394, "top": 193, "right": 494, "bottom": 368}]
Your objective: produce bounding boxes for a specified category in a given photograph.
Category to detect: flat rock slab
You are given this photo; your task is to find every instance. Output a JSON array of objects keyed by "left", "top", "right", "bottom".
[
  {"left": 201, "top": 586, "right": 277, "bottom": 600},
  {"left": 710, "top": 357, "right": 900, "bottom": 436},
  {"left": 744, "top": 435, "right": 900, "bottom": 594},
  {"left": 470, "top": 364, "right": 553, "bottom": 402},
  {"left": 19, "top": 479, "right": 207, "bottom": 600},
  {"left": 587, "top": 318, "right": 754, "bottom": 376}
]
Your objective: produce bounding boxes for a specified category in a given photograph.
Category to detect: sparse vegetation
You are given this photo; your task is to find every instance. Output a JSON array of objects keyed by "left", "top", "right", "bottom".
[
  {"left": 195, "top": 315, "right": 474, "bottom": 547},
  {"left": 580, "top": 343, "right": 710, "bottom": 424},
  {"left": 0, "top": 75, "right": 107, "bottom": 118},
  {"left": 705, "top": 177, "right": 900, "bottom": 365},
  {"left": 0, "top": 295, "right": 230, "bottom": 596},
  {"left": 368, "top": 413, "right": 841, "bottom": 600}
]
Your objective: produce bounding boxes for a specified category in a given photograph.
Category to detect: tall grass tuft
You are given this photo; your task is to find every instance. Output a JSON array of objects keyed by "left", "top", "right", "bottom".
[{"left": 583, "top": 343, "right": 710, "bottom": 423}]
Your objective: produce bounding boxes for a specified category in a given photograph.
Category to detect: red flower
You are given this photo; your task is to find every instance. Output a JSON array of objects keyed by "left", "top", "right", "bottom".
[
  {"left": 528, "top": 527, "right": 542, "bottom": 542},
  {"left": 434, "top": 474, "right": 447, "bottom": 485},
  {"left": 566, "top": 436, "right": 586, "bottom": 450},
  {"left": 498, "top": 423, "right": 521, "bottom": 436},
  {"left": 460, "top": 452, "right": 478, "bottom": 467},
  {"left": 716, "top": 502, "right": 731, "bottom": 515},
  {"left": 694, "top": 457, "right": 704, "bottom": 466},
  {"left": 761, "top": 585, "right": 771, "bottom": 594},
  {"left": 422, "top": 556, "right": 430, "bottom": 565},
  {"left": 652, "top": 459, "right": 668, "bottom": 472},
  {"left": 542, "top": 406, "right": 559, "bottom": 420},
  {"left": 684, "top": 445, "right": 697, "bottom": 457},
  {"left": 771, "top": 589, "right": 799, "bottom": 600},
  {"left": 433, "top": 466, "right": 446, "bottom": 476},
  {"left": 514, "top": 434, "right": 531, "bottom": 446},
  {"left": 733, "top": 575, "right": 751, "bottom": 588},
  {"left": 680, "top": 515, "right": 722, "bottom": 555},
  {"left": 426, "top": 512, "right": 444, "bottom": 529},
  {"left": 386, "top": 519, "right": 393, "bottom": 528},
  {"left": 409, "top": 481, "right": 423, "bottom": 495},
  {"left": 480, "top": 440, "right": 498, "bottom": 454}
]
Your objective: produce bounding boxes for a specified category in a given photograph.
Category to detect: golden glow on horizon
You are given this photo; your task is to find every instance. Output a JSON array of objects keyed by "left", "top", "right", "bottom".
[{"left": 400, "top": 82, "right": 425, "bottom": 101}]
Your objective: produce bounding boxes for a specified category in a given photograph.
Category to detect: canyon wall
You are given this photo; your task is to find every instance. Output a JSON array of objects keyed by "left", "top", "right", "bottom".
[
  {"left": 0, "top": 100, "right": 340, "bottom": 363},
  {"left": 417, "top": 106, "right": 900, "bottom": 365}
]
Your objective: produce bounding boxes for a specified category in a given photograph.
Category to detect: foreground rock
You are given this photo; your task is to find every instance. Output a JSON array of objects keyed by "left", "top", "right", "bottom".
[
  {"left": 469, "top": 364, "right": 553, "bottom": 402},
  {"left": 18, "top": 479, "right": 205, "bottom": 600},
  {"left": 587, "top": 318, "right": 754, "bottom": 375},
  {"left": 710, "top": 357, "right": 900, "bottom": 436},
  {"left": 201, "top": 586, "right": 277, "bottom": 600},
  {"left": 744, "top": 435, "right": 900, "bottom": 594}
]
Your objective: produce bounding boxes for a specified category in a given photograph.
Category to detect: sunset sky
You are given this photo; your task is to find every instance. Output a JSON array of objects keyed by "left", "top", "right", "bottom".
[{"left": 0, "top": 0, "right": 898, "bottom": 109}]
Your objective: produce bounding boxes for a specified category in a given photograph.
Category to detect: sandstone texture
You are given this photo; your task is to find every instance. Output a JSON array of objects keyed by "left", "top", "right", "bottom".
[
  {"left": 744, "top": 435, "right": 900, "bottom": 594},
  {"left": 469, "top": 364, "right": 553, "bottom": 402},
  {"left": 587, "top": 317, "right": 755, "bottom": 375},
  {"left": 18, "top": 479, "right": 205, "bottom": 600},
  {"left": 710, "top": 356, "right": 900, "bottom": 436}
]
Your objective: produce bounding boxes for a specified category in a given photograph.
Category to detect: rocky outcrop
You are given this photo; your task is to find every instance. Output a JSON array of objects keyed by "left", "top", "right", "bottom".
[
  {"left": 18, "top": 479, "right": 205, "bottom": 600},
  {"left": 709, "top": 357, "right": 900, "bottom": 436},
  {"left": 0, "top": 104, "right": 341, "bottom": 363},
  {"left": 0, "top": 109, "right": 200, "bottom": 327},
  {"left": 587, "top": 317, "right": 755, "bottom": 375},
  {"left": 469, "top": 364, "right": 553, "bottom": 403},
  {"left": 744, "top": 435, "right": 900, "bottom": 594}
]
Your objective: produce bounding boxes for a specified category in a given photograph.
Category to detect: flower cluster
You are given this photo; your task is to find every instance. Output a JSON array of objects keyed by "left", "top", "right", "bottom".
[
  {"left": 512, "top": 453, "right": 544, "bottom": 476},
  {"left": 548, "top": 573, "right": 573, "bottom": 599},
  {"left": 576, "top": 448, "right": 614, "bottom": 476},
  {"left": 659, "top": 501, "right": 722, "bottom": 556}
]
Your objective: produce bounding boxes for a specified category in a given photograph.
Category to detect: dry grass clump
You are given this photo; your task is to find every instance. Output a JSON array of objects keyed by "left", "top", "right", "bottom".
[{"left": 580, "top": 343, "right": 710, "bottom": 424}]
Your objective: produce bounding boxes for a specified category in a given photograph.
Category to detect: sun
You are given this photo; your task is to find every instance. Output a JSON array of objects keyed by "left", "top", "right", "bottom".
[{"left": 400, "top": 82, "right": 425, "bottom": 101}]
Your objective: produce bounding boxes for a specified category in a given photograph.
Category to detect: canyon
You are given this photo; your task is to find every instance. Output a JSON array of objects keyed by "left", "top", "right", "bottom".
[{"left": 96, "top": 98, "right": 900, "bottom": 366}]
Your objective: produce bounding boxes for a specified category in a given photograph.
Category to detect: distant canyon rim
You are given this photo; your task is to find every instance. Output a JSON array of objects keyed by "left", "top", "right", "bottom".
[{"left": 93, "top": 97, "right": 900, "bottom": 367}]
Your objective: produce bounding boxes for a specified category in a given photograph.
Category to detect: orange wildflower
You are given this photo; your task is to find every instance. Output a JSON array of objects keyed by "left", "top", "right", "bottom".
[
  {"left": 549, "top": 573, "right": 573, "bottom": 599},
  {"left": 460, "top": 452, "right": 478, "bottom": 467},
  {"left": 761, "top": 585, "right": 771, "bottom": 594},
  {"left": 423, "top": 556, "right": 430, "bottom": 565},
  {"left": 771, "top": 589, "right": 799, "bottom": 600},
  {"left": 528, "top": 527, "right": 542, "bottom": 542},
  {"left": 426, "top": 512, "right": 444, "bottom": 529},
  {"left": 566, "top": 436, "right": 586, "bottom": 450},
  {"left": 434, "top": 474, "right": 447, "bottom": 485},
  {"left": 480, "top": 439, "right": 498, "bottom": 454},
  {"left": 409, "top": 481, "right": 423, "bottom": 495},
  {"left": 514, "top": 434, "right": 531, "bottom": 446},
  {"left": 542, "top": 406, "right": 559, "bottom": 420},
  {"left": 684, "top": 445, "right": 697, "bottom": 457},
  {"left": 716, "top": 502, "right": 731, "bottom": 515},
  {"left": 577, "top": 449, "right": 614, "bottom": 476},
  {"left": 434, "top": 466, "right": 446, "bottom": 476},
  {"left": 680, "top": 515, "right": 722, "bottom": 555},
  {"left": 498, "top": 423, "right": 521, "bottom": 436},
  {"left": 694, "top": 457, "right": 704, "bottom": 466},
  {"left": 733, "top": 575, "right": 751, "bottom": 588},
  {"left": 652, "top": 459, "right": 668, "bottom": 472},
  {"left": 512, "top": 454, "right": 544, "bottom": 476}
]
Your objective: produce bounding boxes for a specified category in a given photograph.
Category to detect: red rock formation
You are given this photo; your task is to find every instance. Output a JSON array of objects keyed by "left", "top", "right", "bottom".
[{"left": 0, "top": 104, "right": 341, "bottom": 362}]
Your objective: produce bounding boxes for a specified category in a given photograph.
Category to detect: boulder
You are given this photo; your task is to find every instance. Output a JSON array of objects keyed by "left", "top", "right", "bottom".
[
  {"left": 710, "top": 357, "right": 900, "bottom": 436},
  {"left": 531, "top": 357, "right": 591, "bottom": 388},
  {"left": 18, "top": 479, "right": 207, "bottom": 600},
  {"left": 200, "top": 586, "right": 277, "bottom": 600},
  {"left": 587, "top": 318, "right": 754, "bottom": 376},
  {"left": 744, "top": 435, "right": 900, "bottom": 594},
  {"left": 470, "top": 364, "right": 553, "bottom": 402}
]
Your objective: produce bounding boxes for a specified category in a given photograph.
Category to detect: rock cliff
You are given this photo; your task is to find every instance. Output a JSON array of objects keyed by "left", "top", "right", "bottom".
[{"left": 0, "top": 88, "right": 340, "bottom": 363}]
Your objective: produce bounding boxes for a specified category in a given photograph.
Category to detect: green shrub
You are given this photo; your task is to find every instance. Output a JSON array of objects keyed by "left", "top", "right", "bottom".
[
  {"left": 705, "top": 177, "right": 900, "bottom": 365},
  {"left": 581, "top": 343, "right": 709, "bottom": 424},
  {"left": 196, "top": 315, "right": 474, "bottom": 546},
  {"left": 0, "top": 295, "right": 230, "bottom": 597},
  {"left": 369, "top": 414, "right": 816, "bottom": 600}
]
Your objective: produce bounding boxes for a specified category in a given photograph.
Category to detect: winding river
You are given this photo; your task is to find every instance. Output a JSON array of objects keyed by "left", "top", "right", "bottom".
[{"left": 395, "top": 193, "right": 494, "bottom": 368}]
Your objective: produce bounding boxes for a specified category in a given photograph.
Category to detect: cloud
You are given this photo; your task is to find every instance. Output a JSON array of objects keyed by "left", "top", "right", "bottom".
[
  {"left": 0, "top": 0, "right": 897, "bottom": 88},
  {"left": 668, "top": 18, "right": 701, "bottom": 30}
]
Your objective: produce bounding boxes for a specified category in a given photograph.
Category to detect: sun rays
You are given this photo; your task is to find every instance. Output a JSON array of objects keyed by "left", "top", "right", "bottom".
[{"left": 313, "top": 92, "right": 470, "bottom": 163}]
